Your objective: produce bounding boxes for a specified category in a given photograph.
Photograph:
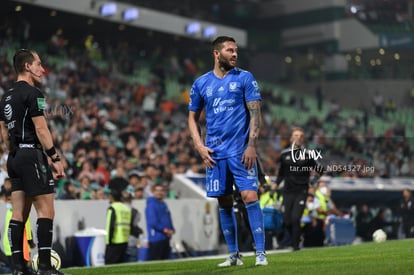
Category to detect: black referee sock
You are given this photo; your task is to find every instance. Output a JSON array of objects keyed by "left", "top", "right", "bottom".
[
  {"left": 37, "top": 218, "right": 53, "bottom": 270},
  {"left": 9, "top": 219, "right": 25, "bottom": 271}
]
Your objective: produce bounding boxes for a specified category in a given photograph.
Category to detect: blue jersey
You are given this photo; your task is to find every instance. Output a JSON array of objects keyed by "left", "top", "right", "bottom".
[{"left": 189, "top": 67, "right": 261, "bottom": 159}]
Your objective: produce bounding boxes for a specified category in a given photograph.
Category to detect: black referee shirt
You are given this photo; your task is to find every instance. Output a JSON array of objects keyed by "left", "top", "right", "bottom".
[
  {"left": 0, "top": 81, "right": 45, "bottom": 149},
  {"left": 276, "top": 147, "right": 323, "bottom": 193}
]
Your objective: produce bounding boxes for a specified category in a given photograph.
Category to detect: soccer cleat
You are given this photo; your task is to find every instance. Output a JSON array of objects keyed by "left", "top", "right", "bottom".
[
  {"left": 217, "top": 253, "right": 243, "bottom": 267},
  {"left": 37, "top": 268, "right": 70, "bottom": 275},
  {"left": 255, "top": 251, "right": 268, "bottom": 266}
]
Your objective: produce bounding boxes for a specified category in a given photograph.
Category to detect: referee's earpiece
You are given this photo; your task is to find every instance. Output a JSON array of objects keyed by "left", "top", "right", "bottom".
[{"left": 27, "top": 65, "right": 41, "bottom": 77}]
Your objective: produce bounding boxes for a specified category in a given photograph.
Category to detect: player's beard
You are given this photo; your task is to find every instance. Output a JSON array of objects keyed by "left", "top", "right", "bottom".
[{"left": 218, "top": 55, "right": 236, "bottom": 72}]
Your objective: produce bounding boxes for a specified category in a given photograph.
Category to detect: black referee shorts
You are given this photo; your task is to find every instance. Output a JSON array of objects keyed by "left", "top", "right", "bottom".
[{"left": 7, "top": 147, "right": 55, "bottom": 196}]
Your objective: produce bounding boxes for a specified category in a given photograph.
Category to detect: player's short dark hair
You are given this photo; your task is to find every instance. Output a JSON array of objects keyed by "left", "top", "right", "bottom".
[
  {"left": 212, "top": 36, "right": 236, "bottom": 51},
  {"left": 110, "top": 188, "right": 122, "bottom": 201},
  {"left": 13, "top": 49, "right": 35, "bottom": 74}
]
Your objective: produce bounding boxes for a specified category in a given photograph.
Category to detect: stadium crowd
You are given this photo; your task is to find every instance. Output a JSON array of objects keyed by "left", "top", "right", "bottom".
[{"left": 0, "top": 14, "right": 413, "bottom": 203}]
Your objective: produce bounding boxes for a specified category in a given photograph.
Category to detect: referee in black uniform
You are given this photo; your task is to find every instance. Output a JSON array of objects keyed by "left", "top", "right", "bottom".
[
  {"left": 0, "top": 49, "right": 67, "bottom": 275},
  {"left": 275, "top": 127, "right": 322, "bottom": 251}
]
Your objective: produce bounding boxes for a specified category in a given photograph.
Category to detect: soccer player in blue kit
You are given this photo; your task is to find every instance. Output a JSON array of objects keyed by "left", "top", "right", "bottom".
[{"left": 188, "top": 36, "right": 267, "bottom": 266}]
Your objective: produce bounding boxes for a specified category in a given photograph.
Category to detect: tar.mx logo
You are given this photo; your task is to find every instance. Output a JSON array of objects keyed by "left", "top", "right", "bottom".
[
  {"left": 44, "top": 104, "right": 73, "bottom": 121},
  {"left": 291, "top": 140, "right": 323, "bottom": 163}
]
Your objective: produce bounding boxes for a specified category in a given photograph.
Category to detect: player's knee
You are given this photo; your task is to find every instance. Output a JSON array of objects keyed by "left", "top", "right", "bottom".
[
  {"left": 35, "top": 207, "right": 55, "bottom": 219},
  {"left": 240, "top": 190, "right": 258, "bottom": 203}
]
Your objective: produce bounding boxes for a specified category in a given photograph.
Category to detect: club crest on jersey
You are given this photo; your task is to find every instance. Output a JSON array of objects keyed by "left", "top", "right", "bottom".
[
  {"left": 229, "top": 82, "right": 237, "bottom": 91},
  {"left": 206, "top": 86, "right": 213, "bottom": 97}
]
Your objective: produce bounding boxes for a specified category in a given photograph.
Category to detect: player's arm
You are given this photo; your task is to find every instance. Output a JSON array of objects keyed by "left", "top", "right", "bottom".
[
  {"left": 32, "top": 116, "right": 54, "bottom": 151},
  {"left": 130, "top": 209, "right": 143, "bottom": 237},
  {"left": 275, "top": 160, "right": 284, "bottom": 185},
  {"left": 188, "top": 110, "right": 215, "bottom": 168},
  {"left": 242, "top": 100, "right": 261, "bottom": 170},
  {"left": 145, "top": 202, "right": 165, "bottom": 233},
  {"left": 106, "top": 207, "right": 116, "bottom": 245},
  {"left": 0, "top": 121, "right": 9, "bottom": 150},
  {"left": 188, "top": 110, "right": 203, "bottom": 150},
  {"left": 247, "top": 100, "right": 261, "bottom": 147},
  {"left": 32, "top": 115, "right": 65, "bottom": 178},
  {"left": 327, "top": 199, "right": 342, "bottom": 216},
  {"left": 310, "top": 159, "right": 324, "bottom": 186}
]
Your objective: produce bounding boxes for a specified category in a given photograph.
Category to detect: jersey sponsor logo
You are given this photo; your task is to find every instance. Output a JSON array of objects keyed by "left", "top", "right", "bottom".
[
  {"left": 213, "top": 106, "right": 234, "bottom": 114},
  {"left": 4, "top": 104, "right": 12, "bottom": 120},
  {"left": 4, "top": 104, "right": 16, "bottom": 130},
  {"left": 37, "top": 98, "right": 46, "bottom": 110},
  {"left": 7, "top": 121, "right": 15, "bottom": 129},
  {"left": 212, "top": 98, "right": 235, "bottom": 114},
  {"left": 212, "top": 98, "right": 221, "bottom": 107},
  {"left": 213, "top": 98, "right": 235, "bottom": 107}
]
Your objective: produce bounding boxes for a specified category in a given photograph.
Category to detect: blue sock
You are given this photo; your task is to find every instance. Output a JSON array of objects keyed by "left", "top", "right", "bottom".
[
  {"left": 246, "top": 201, "right": 265, "bottom": 253},
  {"left": 219, "top": 206, "right": 238, "bottom": 253}
]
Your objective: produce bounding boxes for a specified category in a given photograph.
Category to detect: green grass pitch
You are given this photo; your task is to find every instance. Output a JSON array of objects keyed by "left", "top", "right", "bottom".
[{"left": 61, "top": 239, "right": 414, "bottom": 275}]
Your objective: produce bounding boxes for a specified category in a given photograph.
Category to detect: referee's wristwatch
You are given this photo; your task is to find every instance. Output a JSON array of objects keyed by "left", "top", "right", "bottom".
[{"left": 51, "top": 154, "right": 61, "bottom": 163}]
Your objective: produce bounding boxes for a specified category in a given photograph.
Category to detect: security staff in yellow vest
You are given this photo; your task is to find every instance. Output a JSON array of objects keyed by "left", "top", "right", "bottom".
[
  {"left": 259, "top": 182, "right": 283, "bottom": 250},
  {"left": 314, "top": 180, "right": 341, "bottom": 220},
  {"left": 259, "top": 185, "right": 281, "bottom": 209},
  {"left": 105, "top": 189, "right": 132, "bottom": 264},
  {"left": 313, "top": 180, "right": 342, "bottom": 246},
  {"left": 3, "top": 190, "right": 35, "bottom": 269},
  {"left": 301, "top": 193, "right": 325, "bottom": 247},
  {"left": 301, "top": 193, "right": 316, "bottom": 228}
]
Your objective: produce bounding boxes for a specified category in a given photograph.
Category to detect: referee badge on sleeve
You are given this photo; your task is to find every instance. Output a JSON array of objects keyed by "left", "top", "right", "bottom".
[{"left": 37, "top": 98, "right": 46, "bottom": 110}]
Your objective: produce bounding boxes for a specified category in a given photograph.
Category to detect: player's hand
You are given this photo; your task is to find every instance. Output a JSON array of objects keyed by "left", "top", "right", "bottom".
[
  {"left": 242, "top": 146, "right": 257, "bottom": 170},
  {"left": 51, "top": 161, "right": 66, "bottom": 179},
  {"left": 196, "top": 145, "right": 215, "bottom": 169},
  {"left": 163, "top": 228, "right": 174, "bottom": 237}
]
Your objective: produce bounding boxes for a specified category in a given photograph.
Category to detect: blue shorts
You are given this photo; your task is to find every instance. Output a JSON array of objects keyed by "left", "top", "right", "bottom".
[{"left": 205, "top": 155, "right": 259, "bottom": 197}]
